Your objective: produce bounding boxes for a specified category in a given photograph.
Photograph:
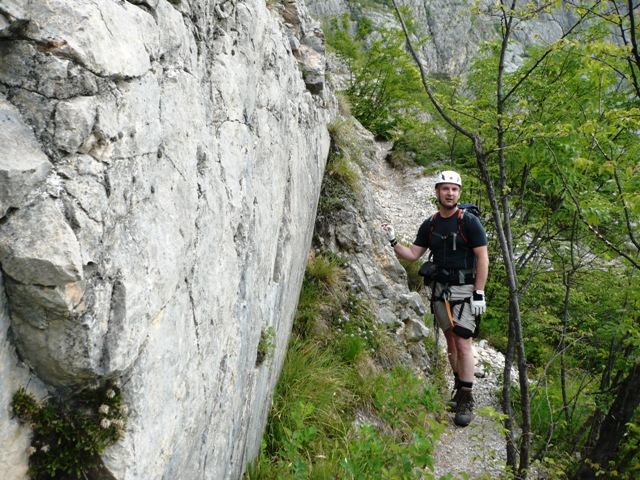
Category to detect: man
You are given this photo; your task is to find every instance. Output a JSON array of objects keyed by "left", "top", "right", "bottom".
[{"left": 382, "top": 170, "right": 489, "bottom": 427}]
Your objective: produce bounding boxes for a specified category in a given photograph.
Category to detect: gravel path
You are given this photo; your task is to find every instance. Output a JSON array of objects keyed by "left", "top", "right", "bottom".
[{"left": 367, "top": 143, "right": 510, "bottom": 479}]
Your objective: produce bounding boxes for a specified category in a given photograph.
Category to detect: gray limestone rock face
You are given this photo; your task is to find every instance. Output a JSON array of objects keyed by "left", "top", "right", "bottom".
[
  {"left": 312, "top": 117, "right": 433, "bottom": 370},
  {"left": 0, "top": 0, "right": 331, "bottom": 479},
  {"left": 0, "top": 96, "right": 52, "bottom": 217},
  {"left": 0, "top": 198, "right": 84, "bottom": 286},
  {"left": 0, "top": 0, "right": 575, "bottom": 477}
]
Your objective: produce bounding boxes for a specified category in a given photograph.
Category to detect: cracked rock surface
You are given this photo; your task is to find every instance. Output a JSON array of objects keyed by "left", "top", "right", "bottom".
[{"left": 0, "top": 1, "right": 331, "bottom": 478}]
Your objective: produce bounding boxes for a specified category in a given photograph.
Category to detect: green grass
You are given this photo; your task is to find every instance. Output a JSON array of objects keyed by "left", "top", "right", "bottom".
[
  {"left": 399, "top": 253, "right": 427, "bottom": 293},
  {"left": 246, "top": 248, "right": 446, "bottom": 479},
  {"left": 319, "top": 119, "right": 363, "bottom": 215}
]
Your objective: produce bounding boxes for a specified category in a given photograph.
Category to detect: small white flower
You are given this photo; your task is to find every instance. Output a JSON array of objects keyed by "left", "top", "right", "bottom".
[
  {"left": 28, "top": 447, "right": 37, "bottom": 456},
  {"left": 99, "top": 404, "right": 110, "bottom": 415},
  {"left": 119, "top": 405, "right": 129, "bottom": 415},
  {"left": 41, "top": 445, "right": 50, "bottom": 453},
  {"left": 106, "top": 389, "right": 116, "bottom": 399},
  {"left": 101, "top": 418, "right": 112, "bottom": 429}
]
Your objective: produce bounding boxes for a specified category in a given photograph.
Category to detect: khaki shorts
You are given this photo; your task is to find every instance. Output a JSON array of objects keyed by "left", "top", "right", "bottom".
[{"left": 432, "top": 282, "right": 476, "bottom": 338}]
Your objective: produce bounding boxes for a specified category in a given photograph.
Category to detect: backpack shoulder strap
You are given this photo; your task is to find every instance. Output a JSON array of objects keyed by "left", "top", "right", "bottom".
[
  {"left": 457, "top": 208, "right": 469, "bottom": 245},
  {"left": 428, "top": 212, "right": 439, "bottom": 246},
  {"left": 430, "top": 209, "right": 473, "bottom": 246}
]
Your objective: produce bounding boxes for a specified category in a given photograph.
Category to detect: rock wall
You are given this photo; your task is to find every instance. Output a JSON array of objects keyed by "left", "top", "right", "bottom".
[
  {"left": 308, "top": 0, "right": 575, "bottom": 77},
  {"left": 0, "top": 0, "right": 331, "bottom": 478}
]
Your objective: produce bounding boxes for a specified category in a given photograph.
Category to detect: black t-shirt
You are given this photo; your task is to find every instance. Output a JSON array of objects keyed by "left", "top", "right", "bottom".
[{"left": 414, "top": 209, "right": 487, "bottom": 271}]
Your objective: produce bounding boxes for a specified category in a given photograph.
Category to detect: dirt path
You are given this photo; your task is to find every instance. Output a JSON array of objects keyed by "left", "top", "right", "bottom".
[{"left": 367, "top": 143, "right": 510, "bottom": 479}]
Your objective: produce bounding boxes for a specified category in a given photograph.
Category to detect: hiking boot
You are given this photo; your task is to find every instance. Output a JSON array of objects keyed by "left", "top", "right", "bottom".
[{"left": 454, "top": 388, "right": 474, "bottom": 427}]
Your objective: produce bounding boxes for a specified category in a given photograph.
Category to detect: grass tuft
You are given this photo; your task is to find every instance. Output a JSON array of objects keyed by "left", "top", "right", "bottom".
[{"left": 246, "top": 247, "right": 446, "bottom": 479}]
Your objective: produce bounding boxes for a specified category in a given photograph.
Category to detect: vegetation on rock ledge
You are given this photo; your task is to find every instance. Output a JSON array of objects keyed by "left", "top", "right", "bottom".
[{"left": 12, "top": 380, "right": 127, "bottom": 479}]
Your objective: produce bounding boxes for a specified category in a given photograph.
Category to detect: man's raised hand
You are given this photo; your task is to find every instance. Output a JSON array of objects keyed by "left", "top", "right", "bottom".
[{"left": 381, "top": 223, "right": 397, "bottom": 246}]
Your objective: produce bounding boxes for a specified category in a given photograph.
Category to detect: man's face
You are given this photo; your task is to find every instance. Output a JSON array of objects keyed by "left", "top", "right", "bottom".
[{"left": 436, "top": 183, "right": 461, "bottom": 208}]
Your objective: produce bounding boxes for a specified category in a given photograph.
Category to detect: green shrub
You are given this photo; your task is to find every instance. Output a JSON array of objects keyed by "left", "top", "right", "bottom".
[
  {"left": 11, "top": 380, "right": 127, "bottom": 479},
  {"left": 256, "top": 327, "right": 276, "bottom": 366},
  {"left": 325, "top": 15, "right": 423, "bottom": 140},
  {"left": 399, "top": 254, "right": 425, "bottom": 293},
  {"left": 477, "top": 310, "right": 508, "bottom": 352},
  {"left": 371, "top": 366, "right": 444, "bottom": 429},
  {"left": 261, "top": 338, "right": 353, "bottom": 458},
  {"left": 305, "top": 250, "right": 345, "bottom": 288},
  {"left": 319, "top": 120, "right": 363, "bottom": 214},
  {"left": 333, "top": 284, "right": 382, "bottom": 360},
  {"left": 292, "top": 280, "right": 323, "bottom": 337},
  {"left": 293, "top": 249, "right": 348, "bottom": 339},
  {"left": 339, "top": 333, "right": 367, "bottom": 363},
  {"left": 249, "top": 343, "right": 444, "bottom": 480}
]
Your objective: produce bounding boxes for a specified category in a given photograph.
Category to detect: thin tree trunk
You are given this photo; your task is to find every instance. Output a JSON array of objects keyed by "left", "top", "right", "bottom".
[
  {"left": 560, "top": 271, "right": 570, "bottom": 422},
  {"left": 496, "top": 2, "right": 531, "bottom": 475},
  {"left": 502, "top": 296, "right": 518, "bottom": 468},
  {"left": 560, "top": 214, "right": 579, "bottom": 424}
]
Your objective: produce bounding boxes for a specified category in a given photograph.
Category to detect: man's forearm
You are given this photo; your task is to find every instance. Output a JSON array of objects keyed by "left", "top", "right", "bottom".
[
  {"left": 473, "top": 246, "right": 489, "bottom": 291},
  {"left": 393, "top": 243, "right": 427, "bottom": 262}
]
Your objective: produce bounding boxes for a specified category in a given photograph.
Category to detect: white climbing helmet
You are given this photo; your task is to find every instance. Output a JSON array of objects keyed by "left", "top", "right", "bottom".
[{"left": 436, "top": 170, "right": 462, "bottom": 187}]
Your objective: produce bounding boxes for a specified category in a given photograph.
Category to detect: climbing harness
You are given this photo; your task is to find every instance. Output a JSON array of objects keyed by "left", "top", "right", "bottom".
[{"left": 437, "top": 285, "right": 471, "bottom": 327}]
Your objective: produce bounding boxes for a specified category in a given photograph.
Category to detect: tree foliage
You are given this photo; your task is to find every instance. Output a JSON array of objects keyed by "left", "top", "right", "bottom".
[
  {"left": 389, "top": 0, "right": 640, "bottom": 477},
  {"left": 325, "top": 13, "right": 425, "bottom": 140}
]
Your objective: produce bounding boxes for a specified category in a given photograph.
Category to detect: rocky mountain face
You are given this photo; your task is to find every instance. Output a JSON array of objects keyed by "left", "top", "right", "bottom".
[
  {"left": 0, "top": 0, "right": 330, "bottom": 478},
  {"left": 308, "top": 0, "right": 575, "bottom": 77}
]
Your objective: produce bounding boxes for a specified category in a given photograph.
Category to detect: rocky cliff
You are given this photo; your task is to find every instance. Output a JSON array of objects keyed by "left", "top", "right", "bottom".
[{"left": 0, "top": 0, "right": 330, "bottom": 478}]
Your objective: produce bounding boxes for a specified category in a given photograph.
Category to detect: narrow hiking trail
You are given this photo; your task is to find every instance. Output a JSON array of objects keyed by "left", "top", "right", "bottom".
[{"left": 367, "top": 143, "right": 512, "bottom": 479}]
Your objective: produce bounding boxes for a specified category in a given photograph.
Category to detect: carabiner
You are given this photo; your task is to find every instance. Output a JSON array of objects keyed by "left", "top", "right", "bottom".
[{"left": 441, "top": 287, "right": 451, "bottom": 302}]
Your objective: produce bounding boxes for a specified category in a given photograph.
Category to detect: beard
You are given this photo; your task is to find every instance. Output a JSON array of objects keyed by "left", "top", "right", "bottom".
[{"left": 437, "top": 195, "right": 458, "bottom": 210}]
